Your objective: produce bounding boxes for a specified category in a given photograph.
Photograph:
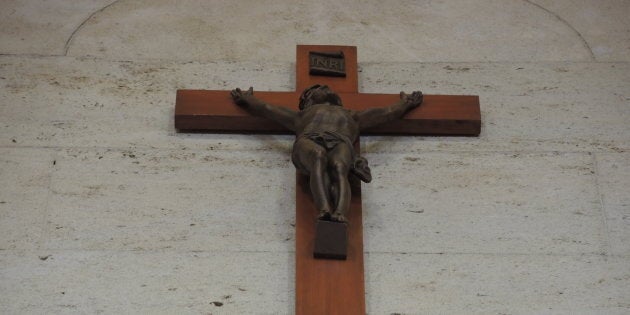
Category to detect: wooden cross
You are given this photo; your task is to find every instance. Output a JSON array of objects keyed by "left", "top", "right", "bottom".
[{"left": 175, "top": 45, "right": 480, "bottom": 314}]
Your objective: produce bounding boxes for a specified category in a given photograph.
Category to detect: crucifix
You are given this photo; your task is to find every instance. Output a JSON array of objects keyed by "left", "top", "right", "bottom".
[{"left": 175, "top": 45, "right": 480, "bottom": 314}]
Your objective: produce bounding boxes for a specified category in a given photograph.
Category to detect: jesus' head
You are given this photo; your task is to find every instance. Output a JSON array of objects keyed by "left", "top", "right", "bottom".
[{"left": 298, "top": 84, "right": 343, "bottom": 110}]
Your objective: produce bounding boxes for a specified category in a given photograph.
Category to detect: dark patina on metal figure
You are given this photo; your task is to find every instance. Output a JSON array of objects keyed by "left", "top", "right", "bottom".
[{"left": 231, "top": 85, "right": 423, "bottom": 224}]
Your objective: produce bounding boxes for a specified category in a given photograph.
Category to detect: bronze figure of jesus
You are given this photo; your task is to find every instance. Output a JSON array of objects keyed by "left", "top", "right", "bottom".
[{"left": 231, "top": 85, "right": 422, "bottom": 223}]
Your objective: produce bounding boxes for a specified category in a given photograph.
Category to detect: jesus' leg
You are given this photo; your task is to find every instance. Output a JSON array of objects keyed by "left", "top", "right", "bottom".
[
  {"left": 293, "top": 138, "right": 333, "bottom": 218},
  {"left": 328, "top": 144, "right": 353, "bottom": 223},
  {"left": 319, "top": 171, "right": 333, "bottom": 220}
]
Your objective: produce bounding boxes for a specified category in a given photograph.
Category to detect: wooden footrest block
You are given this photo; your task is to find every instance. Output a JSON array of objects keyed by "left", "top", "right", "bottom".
[{"left": 314, "top": 220, "right": 348, "bottom": 260}]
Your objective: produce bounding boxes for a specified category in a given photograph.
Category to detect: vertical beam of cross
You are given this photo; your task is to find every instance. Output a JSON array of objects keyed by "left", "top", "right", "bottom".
[{"left": 294, "top": 45, "right": 366, "bottom": 314}]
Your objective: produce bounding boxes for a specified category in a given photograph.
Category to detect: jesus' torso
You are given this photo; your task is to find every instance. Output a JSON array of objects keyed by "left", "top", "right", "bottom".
[{"left": 295, "top": 103, "right": 360, "bottom": 142}]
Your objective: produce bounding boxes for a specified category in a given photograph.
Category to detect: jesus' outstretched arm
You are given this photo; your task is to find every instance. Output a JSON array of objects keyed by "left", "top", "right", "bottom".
[
  {"left": 355, "top": 91, "right": 423, "bottom": 131},
  {"left": 231, "top": 87, "right": 298, "bottom": 132}
]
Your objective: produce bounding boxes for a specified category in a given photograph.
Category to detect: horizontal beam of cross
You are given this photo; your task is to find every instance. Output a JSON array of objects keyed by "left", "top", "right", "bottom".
[{"left": 175, "top": 90, "right": 480, "bottom": 135}]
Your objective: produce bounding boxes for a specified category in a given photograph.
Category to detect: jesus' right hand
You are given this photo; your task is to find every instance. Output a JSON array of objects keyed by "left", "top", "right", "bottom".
[{"left": 230, "top": 87, "right": 254, "bottom": 106}]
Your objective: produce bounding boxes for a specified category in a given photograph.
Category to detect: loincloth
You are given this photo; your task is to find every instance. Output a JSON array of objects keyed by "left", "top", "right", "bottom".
[
  {"left": 301, "top": 131, "right": 353, "bottom": 151},
  {"left": 292, "top": 131, "right": 372, "bottom": 183}
]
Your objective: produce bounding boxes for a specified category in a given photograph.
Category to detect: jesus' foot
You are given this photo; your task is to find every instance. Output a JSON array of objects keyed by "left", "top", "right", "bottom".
[
  {"left": 331, "top": 212, "right": 348, "bottom": 223},
  {"left": 318, "top": 209, "right": 332, "bottom": 221}
]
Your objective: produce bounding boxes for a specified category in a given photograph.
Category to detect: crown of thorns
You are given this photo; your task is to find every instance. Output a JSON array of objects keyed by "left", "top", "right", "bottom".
[{"left": 298, "top": 84, "right": 343, "bottom": 110}]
